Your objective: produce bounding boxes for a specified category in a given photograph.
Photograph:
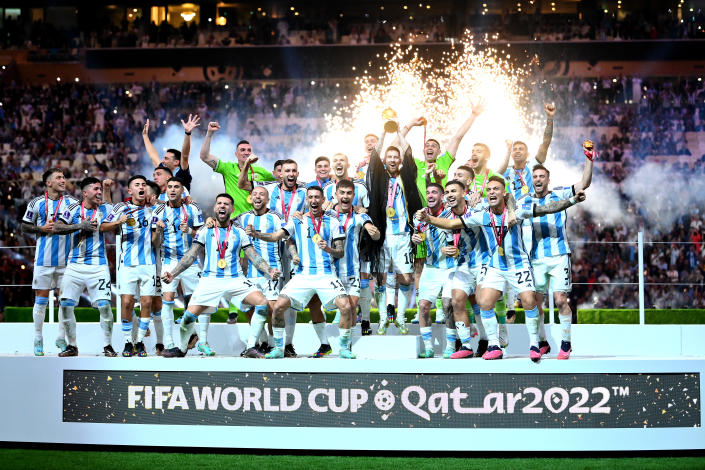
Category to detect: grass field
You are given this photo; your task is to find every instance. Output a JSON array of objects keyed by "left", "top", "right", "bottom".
[{"left": 1, "top": 449, "right": 703, "bottom": 470}]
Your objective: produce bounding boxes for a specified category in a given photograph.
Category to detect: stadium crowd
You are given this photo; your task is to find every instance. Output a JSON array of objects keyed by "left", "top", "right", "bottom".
[{"left": 1, "top": 73, "right": 704, "bottom": 314}]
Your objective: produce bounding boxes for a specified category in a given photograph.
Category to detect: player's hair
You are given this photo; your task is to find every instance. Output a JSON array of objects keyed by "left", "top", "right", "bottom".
[
  {"left": 146, "top": 181, "right": 161, "bottom": 196},
  {"left": 80, "top": 177, "right": 101, "bottom": 190},
  {"left": 215, "top": 193, "right": 234, "bottom": 204},
  {"left": 425, "top": 138, "right": 441, "bottom": 148},
  {"left": 166, "top": 177, "right": 184, "bottom": 187},
  {"left": 165, "top": 148, "right": 182, "bottom": 160},
  {"left": 445, "top": 179, "right": 466, "bottom": 192},
  {"left": 42, "top": 168, "right": 64, "bottom": 185},
  {"left": 127, "top": 175, "right": 147, "bottom": 186},
  {"left": 154, "top": 165, "right": 173, "bottom": 176},
  {"left": 273, "top": 159, "right": 285, "bottom": 170},
  {"left": 364, "top": 133, "right": 378, "bottom": 141},
  {"left": 456, "top": 165, "right": 475, "bottom": 178},
  {"left": 332, "top": 152, "right": 348, "bottom": 161},
  {"left": 532, "top": 163, "right": 550, "bottom": 177},
  {"left": 426, "top": 183, "right": 444, "bottom": 193},
  {"left": 488, "top": 175, "right": 506, "bottom": 188},
  {"left": 315, "top": 156, "right": 330, "bottom": 166},
  {"left": 513, "top": 141, "right": 528, "bottom": 150},
  {"left": 336, "top": 179, "right": 355, "bottom": 191},
  {"left": 236, "top": 140, "right": 251, "bottom": 149},
  {"left": 384, "top": 146, "right": 401, "bottom": 158},
  {"left": 307, "top": 185, "right": 324, "bottom": 196},
  {"left": 281, "top": 159, "right": 298, "bottom": 168},
  {"left": 474, "top": 142, "right": 491, "bottom": 156}
]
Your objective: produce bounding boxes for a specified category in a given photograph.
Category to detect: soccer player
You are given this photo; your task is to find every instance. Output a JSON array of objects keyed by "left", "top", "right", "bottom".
[
  {"left": 411, "top": 183, "right": 457, "bottom": 358},
  {"left": 153, "top": 166, "right": 191, "bottom": 202},
  {"left": 151, "top": 177, "right": 204, "bottom": 353},
  {"left": 238, "top": 185, "right": 287, "bottom": 357},
  {"left": 249, "top": 186, "right": 354, "bottom": 359},
  {"left": 21, "top": 168, "right": 77, "bottom": 355},
  {"left": 354, "top": 133, "right": 380, "bottom": 179},
  {"left": 199, "top": 121, "right": 275, "bottom": 217},
  {"left": 329, "top": 179, "right": 381, "bottom": 337},
  {"left": 366, "top": 131, "right": 424, "bottom": 336},
  {"left": 52, "top": 177, "right": 115, "bottom": 357},
  {"left": 102, "top": 175, "right": 159, "bottom": 357},
  {"left": 526, "top": 144, "right": 594, "bottom": 359},
  {"left": 143, "top": 114, "right": 200, "bottom": 191},
  {"left": 417, "top": 176, "right": 586, "bottom": 361},
  {"left": 308, "top": 156, "right": 331, "bottom": 188},
  {"left": 161, "top": 193, "right": 281, "bottom": 358},
  {"left": 322, "top": 153, "right": 370, "bottom": 210}
]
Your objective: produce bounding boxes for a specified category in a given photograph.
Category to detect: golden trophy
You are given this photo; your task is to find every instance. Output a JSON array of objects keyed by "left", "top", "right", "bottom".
[{"left": 382, "top": 108, "right": 399, "bottom": 133}]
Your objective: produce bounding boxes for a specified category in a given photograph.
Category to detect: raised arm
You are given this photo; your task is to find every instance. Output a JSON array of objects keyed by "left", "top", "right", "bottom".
[
  {"left": 374, "top": 128, "right": 387, "bottom": 157},
  {"left": 180, "top": 114, "right": 200, "bottom": 170},
  {"left": 446, "top": 100, "right": 485, "bottom": 159},
  {"left": 535, "top": 103, "right": 556, "bottom": 164},
  {"left": 244, "top": 245, "right": 281, "bottom": 280},
  {"left": 162, "top": 243, "right": 205, "bottom": 282},
  {"left": 573, "top": 146, "right": 595, "bottom": 192},
  {"left": 400, "top": 116, "right": 426, "bottom": 138},
  {"left": 532, "top": 190, "right": 585, "bottom": 217},
  {"left": 496, "top": 140, "right": 512, "bottom": 175},
  {"left": 200, "top": 121, "right": 221, "bottom": 170},
  {"left": 102, "top": 179, "right": 114, "bottom": 204},
  {"left": 237, "top": 156, "right": 256, "bottom": 191},
  {"left": 142, "top": 119, "right": 161, "bottom": 167}
]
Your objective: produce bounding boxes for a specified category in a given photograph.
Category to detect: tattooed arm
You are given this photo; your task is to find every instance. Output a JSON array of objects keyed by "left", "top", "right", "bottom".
[
  {"left": 52, "top": 220, "right": 94, "bottom": 235},
  {"left": 323, "top": 238, "right": 345, "bottom": 259},
  {"left": 532, "top": 190, "right": 585, "bottom": 217},
  {"left": 244, "top": 245, "right": 281, "bottom": 280},
  {"left": 162, "top": 243, "right": 205, "bottom": 282},
  {"left": 22, "top": 222, "right": 51, "bottom": 235},
  {"left": 287, "top": 239, "right": 300, "bottom": 266},
  {"left": 535, "top": 103, "right": 556, "bottom": 164}
]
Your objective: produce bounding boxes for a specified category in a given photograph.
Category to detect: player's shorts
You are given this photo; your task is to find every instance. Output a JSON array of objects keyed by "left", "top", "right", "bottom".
[
  {"left": 480, "top": 265, "right": 535, "bottom": 294},
  {"left": 118, "top": 264, "right": 158, "bottom": 297},
  {"left": 32, "top": 265, "right": 65, "bottom": 290},
  {"left": 253, "top": 276, "right": 283, "bottom": 302},
  {"left": 59, "top": 263, "right": 111, "bottom": 305},
  {"left": 381, "top": 233, "right": 414, "bottom": 275},
  {"left": 161, "top": 262, "right": 200, "bottom": 295},
  {"left": 280, "top": 274, "right": 347, "bottom": 311},
  {"left": 532, "top": 254, "right": 572, "bottom": 294},
  {"left": 448, "top": 263, "right": 479, "bottom": 296},
  {"left": 340, "top": 275, "right": 361, "bottom": 298},
  {"left": 418, "top": 265, "right": 451, "bottom": 303},
  {"left": 190, "top": 276, "right": 259, "bottom": 311}
]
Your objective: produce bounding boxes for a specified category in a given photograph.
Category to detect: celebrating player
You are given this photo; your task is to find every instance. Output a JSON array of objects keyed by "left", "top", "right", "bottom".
[
  {"left": 308, "top": 156, "right": 331, "bottom": 188},
  {"left": 143, "top": 115, "right": 199, "bottom": 190}
]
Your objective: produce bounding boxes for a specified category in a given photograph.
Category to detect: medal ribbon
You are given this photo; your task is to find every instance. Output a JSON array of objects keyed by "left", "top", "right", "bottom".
[
  {"left": 249, "top": 165, "right": 255, "bottom": 182},
  {"left": 472, "top": 169, "right": 489, "bottom": 196},
  {"left": 44, "top": 193, "right": 63, "bottom": 222},
  {"left": 337, "top": 207, "right": 353, "bottom": 232},
  {"left": 310, "top": 211, "right": 323, "bottom": 237},
  {"left": 515, "top": 167, "right": 526, "bottom": 188},
  {"left": 489, "top": 207, "right": 507, "bottom": 253},
  {"left": 280, "top": 185, "right": 297, "bottom": 222},
  {"left": 417, "top": 205, "right": 443, "bottom": 232},
  {"left": 213, "top": 222, "right": 232, "bottom": 263},
  {"left": 387, "top": 177, "right": 399, "bottom": 209},
  {"left": 80, "top": 201, "right": 98, "bottom": 222},
  {"left": 169, "top": 201, "right": 188, "bottom": 227}
]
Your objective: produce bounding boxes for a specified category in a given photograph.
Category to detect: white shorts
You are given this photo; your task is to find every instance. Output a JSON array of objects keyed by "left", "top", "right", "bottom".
[
  {"left": 418, "top": 265, "right": 451, "bottom": 303},
  {"left": 280, "top": 274, "right": 347, "bottom": 311},
  {"left": 533, "top": 254, "right": 572, "bottom": 294},
  {"left": 60, "top": 264, "right": 111, "bottom": 305},
  {"left": 161, "top": 262, "right": 200, "bottom": 295},
  {"left": 118, "top": 264, "right": 158, "bottom": 297},
  {"left": 253, "top": 276, "right": 283, "bottom": 302},
  {"left": 32, "top": 265, "right": 65, "bottom": 291},
  {"left": 382, "top": 233, "right": 414, "bottom": 275},
  {"left": 480, "top": 265, "right": 535, "bottom": 294},
  {"left": 340, "top": 275, "right": 361, "bottom": 298},
  {"left": 449, "top": 263, "right": 479, "bottom": 296},
  {"left": 190, "top": 276, "right": 260, "bottom": 311}
]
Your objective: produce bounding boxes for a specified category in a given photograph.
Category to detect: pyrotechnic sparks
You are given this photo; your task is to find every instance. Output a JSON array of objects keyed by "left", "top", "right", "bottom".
[{"left": 305, "top": 32, "right": 545, "bottom": 171}]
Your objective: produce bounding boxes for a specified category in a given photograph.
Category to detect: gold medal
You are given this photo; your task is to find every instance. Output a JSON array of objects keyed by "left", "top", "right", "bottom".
[
  {"left": 498, "top": 247, "right": 504, "bottom": 256},
  {"left": 386, "top": 207, "right": 396, "bottom": 218},
  {"left": 246, "top": 194, "right": 253, "bottom": 204},
  {"left": 448, "top": 247, "right": 458, "bottom": 258},
  {"left": 312, "top": 234, "right": 322, "bottom": 244},
  {"left": 418, "top": 232, "right": 426, "bottom": 242},
  {"left": 217, "top": 258, "right": 227, "bottom": 269},
  {"left": 126, "top": 218, "right": 136, "bottom": 227},
  {"left": 521, "top": 185, "right": 529, "bottom": 195},
  {"left": 356, "top": 171, "right": 364, "bottom": 180}
]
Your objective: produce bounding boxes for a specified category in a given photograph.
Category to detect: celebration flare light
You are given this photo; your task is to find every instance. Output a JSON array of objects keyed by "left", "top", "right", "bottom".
[{"left": 309, "top": 32, "right": 543, "bottom": 170}]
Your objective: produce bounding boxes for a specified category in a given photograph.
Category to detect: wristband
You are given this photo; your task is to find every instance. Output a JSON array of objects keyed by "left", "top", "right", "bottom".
[
  {"left": 568, "top": 196, "right": 577, "bottom": 205},
  {"left": 185, "top": 131, "right": 191, "bottom": 135}
]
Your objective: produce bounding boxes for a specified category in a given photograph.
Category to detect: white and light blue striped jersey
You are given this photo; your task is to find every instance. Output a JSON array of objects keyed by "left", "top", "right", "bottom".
[
  {"left": 386, "top": 176, "right": 411, "bottom": 236},
  {"left": 22, "top": 194, "right": 78, "bottom": 267},
  {"left": 284, "top": 212, "right": 344, "bottom": 276},
  {"left": 59, "top": 202, "right": 112, "bottom": 266},
  {"left": 322, "top": 179, "right": 370, "bottom": 208},
  {"left": 503, "top": 158, "right": 539, "bottom": 200},
  {"left": 258, "top": 182, "right": 307, "bottom": 224},
  {"left": 156, "top": 186, "right": 190, "bottom": 202},
  {"left": 523, "top": 186, "right": 574, "bottom": 260},
  {"left": 151, "top": 202, "right": 204, "bottom": 265},
  {"left": 107, "top": 202, "right": 156, "bottom": 267},
  {"left": 461, "top": 204, "right": 535, "bottom": 271},
  {"left": 332, "top": 208, "right": 372, "bottom": 278},
  {"left": 413, "top": 211, "right": 455, "bottom": 270},
  {"left": 307, "top": 177, "right": 331, "bottom": 188},
  {"left": 194, "top": 224, "right": 252, "bottom": 279},
  {"left": 235, "top": 210, "right": 284, "bottom": 278}
]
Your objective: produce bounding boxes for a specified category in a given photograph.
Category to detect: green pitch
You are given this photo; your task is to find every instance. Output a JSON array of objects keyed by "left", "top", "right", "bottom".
[{"left": 0, "top": 449, "right": 703, "bottom": 470}]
